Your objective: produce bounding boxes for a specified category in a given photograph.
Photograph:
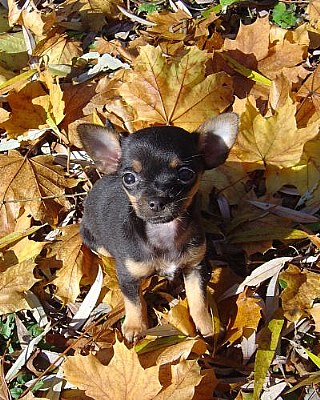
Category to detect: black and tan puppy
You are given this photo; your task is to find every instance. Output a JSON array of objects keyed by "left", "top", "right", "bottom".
[{"left": 78, "top": 113, "right": 238, "bottom": 343}]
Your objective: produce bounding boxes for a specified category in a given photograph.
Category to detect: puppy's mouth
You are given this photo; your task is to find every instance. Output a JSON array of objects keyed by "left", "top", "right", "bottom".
[
  {"left": 135, "top": 204, "right": 181, "bottom": 224},
  {"left": 144, "top": 214, "right": 176, "bottom": 224}
]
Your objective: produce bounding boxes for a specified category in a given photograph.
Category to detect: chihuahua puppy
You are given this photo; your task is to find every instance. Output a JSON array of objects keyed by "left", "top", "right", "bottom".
[{"left": 78, "top": 113, "right": 238, "bottom": 343}]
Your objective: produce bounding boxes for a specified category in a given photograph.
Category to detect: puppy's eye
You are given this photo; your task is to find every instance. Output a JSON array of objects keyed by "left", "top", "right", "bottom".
[
  {"left": 177, "top": 167, "right": 195, "bottom": 183},
  {"left": 122, "top": 172, "right": 137, "bottom": 186}
]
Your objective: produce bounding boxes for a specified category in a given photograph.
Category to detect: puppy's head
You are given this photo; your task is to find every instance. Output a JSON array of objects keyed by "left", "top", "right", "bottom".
[{"left": 78, "top": 113, "right": 238, "bottom": 223}]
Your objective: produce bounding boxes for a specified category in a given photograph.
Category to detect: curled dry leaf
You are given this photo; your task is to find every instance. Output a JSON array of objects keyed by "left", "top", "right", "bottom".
[
  {"left": 118, "top": 45, "right": 234, "bottom": 131},
  {"left": 63, "top": 339, "right": 162, "bottom": 400},
  {"left": 0, "top": 151, "right": 77, "bottom": 237}
]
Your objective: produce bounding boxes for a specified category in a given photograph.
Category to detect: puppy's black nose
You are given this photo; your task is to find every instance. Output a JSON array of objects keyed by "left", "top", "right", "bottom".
[{"left": 149, "top": 199, "right": 166, "bottom": 212}]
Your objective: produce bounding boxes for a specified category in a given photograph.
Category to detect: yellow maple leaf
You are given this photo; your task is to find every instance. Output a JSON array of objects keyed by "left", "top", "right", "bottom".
[
  {"left": 0, "top": 151, "right": 77, "bottom": 236},
  {"left": 118, "top": 45, "right": 234, "bottom": 131},
  {"left": 233, "top": 97, "right": 320, "bottom": 168},
  {"left": 63, "top": 339, "right": 162, "bottom": 400}
]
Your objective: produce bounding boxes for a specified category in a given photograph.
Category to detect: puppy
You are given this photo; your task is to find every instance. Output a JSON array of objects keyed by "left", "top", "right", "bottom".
[{"left": 78, "top": 113, "right": 238, "bottom": 343}]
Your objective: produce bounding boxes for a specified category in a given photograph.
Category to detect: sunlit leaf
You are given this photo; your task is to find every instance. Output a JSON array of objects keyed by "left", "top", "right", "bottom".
[
  {"left": 118, "top": 45, "right": 234, "bottom": 131},
  {"left": 63, "top": 339, "right": 162, "bottom": 400}
]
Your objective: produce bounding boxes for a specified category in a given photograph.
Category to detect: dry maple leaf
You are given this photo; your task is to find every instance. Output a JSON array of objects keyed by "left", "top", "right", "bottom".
[
  {"left": 280, "top": 264, "right": 320, "bottom": 321},
  {"left": 0, "top": 260, "right": 38, "bottom": 314},
  {"left": 118, "top": 45, "right": 234, "bottom": 131},
  {"left": 63, "top": 339, "right": 162, "bottom": 400},
  {"left": 0, "top": 151, "right": 77, "bottom": 236},
  {"left": 224, "top": 16, "right": 270, "bottom": 68},
  {"left": 232, "top": 97, "right": 320, "bottom": 168}
]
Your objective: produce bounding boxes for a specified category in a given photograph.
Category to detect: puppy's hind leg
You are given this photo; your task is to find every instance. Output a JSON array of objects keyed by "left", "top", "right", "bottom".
[{"left": 117, "top": 271, "right": 148, "bottom": 343}]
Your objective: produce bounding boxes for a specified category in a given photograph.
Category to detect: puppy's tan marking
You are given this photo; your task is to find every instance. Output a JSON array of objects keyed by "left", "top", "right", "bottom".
[
  {"left": 184, "top": 269, "right": 213, "bottom": 337},
  {"left": 122, "top": 294, "right": 148, "bottom": 342},
  {"left": 96, "top": 246, "right": 112, "bottom": 257},
  {"left": 125, "top": 259, "right": 154, "bottom": 279},
  {"left": 132, "top": 159, "right": 143, "bottom": 173}
]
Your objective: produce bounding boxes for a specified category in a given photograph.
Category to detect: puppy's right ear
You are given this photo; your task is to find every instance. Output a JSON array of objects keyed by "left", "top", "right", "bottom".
[{"left": 77, "top": 124, "right": 121, "bottom": 174}]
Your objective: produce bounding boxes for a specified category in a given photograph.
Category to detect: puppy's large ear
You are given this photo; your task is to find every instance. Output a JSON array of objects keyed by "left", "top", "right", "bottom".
[
  {"left": 197, "top": 112, "right": 239, "bottom": 169},
  {"left": 77, "top": 124, "right": 122, "bottom": 174}
]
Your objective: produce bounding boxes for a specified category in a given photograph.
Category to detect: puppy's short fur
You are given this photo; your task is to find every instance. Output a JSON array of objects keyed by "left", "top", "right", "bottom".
[{"left": 78, "top": 113, "right": 238, "bottom": 342}]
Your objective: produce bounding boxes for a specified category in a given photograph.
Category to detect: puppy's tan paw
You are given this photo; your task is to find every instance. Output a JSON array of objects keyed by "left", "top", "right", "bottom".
[
  {"left": 194, "top": 311, "right": 213, "bottom": 338},
  {"left": 122, "top": 320, "right": 147, "bottom": 343}
]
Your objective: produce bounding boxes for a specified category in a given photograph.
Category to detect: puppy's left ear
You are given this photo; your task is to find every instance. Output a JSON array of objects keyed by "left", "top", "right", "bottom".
[{"left": 197, "top": 112, "right": 239, "bottom": 169}]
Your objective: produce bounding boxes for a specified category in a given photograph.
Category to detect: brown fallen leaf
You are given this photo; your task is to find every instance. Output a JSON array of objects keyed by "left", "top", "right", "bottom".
[
  {"left": 118, "top": 45, "right": 234, "bottom": 131},
  {"left": 280, "top": 264, "right": 320, "bottom": 321},
  {"left": 0, "top": 151, "right": 77, "bottom": 236},
  {"left": 63, "top": 339, "right": 162, "bottom": 400}
]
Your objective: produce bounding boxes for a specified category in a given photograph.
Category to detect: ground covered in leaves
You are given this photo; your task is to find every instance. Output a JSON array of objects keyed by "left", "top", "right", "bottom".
[{"left": 0, "top": 0, "right": 320, "bottom": 399}]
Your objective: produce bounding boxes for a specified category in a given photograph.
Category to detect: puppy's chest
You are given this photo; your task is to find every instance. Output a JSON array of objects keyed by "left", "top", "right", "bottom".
[{"left": 125, "top": 221, "right": 206, "bottom": 280}]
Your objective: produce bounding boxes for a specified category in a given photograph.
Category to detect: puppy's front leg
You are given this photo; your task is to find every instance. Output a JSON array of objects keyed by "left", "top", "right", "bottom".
[
  {"left": 183, "top": 266, "right": 213, "bottom": 338},
  {"left": 117, "top": 271, "right": 148, "bottom": 343}
]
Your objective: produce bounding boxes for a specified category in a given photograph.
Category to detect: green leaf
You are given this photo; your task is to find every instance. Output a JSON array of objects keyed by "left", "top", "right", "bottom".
[
  {"left": 272, "top": 3, "right": 298, "bottom": 29},
  {"left": 0, "top": 314, "right": 15, "bottom": 339},
  {"left": 138, "top": 3, "right": 160, "bottom": 13}
]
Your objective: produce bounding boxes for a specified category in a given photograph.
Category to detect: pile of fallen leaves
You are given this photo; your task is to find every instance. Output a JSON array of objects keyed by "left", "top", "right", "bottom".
[{"left": 1, "top": 0, "right": 320, "bottom": 399}]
